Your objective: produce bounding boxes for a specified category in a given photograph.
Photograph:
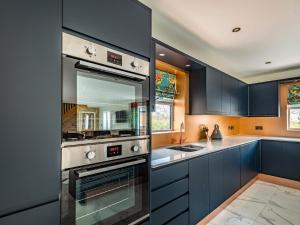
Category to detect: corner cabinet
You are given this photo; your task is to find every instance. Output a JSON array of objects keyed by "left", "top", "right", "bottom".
[
  {"left": 63, "top": 0, "right": 152, "bottom": 57},
  {"left": 261, "top": 140, "right": 300, "bottom": 181},
  {"left": 189, "top": 66, "right": 248, "bottom": 116},
  {"left": 249, "top": 81, "right": 279, "bottom": 117},
  {"left": 0, "top": 0, "right": 61, "bottom": 220}
]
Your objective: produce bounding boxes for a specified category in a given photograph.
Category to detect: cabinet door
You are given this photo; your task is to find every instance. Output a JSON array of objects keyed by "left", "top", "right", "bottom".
[
  {"left": 189, "top": 155, "right": 209, "bottom": 225},
  {"left": 283, "top": 142, "right": 300, "bottom": 181},
  {"left": 223, "top": 147, "right": 241, "bottom": 200},
  {"left": 249, "top": 81, "right": 279, "bottom": 116},
  {"left": 0, "top": 201, "right": 59, "bottom": 225},
  {"left": 230, "top": 78, "right": 239, "bottom": 115},
  {"left": 0, "top": 0, "right": 61, "bottom": 216},
  {"left": 241, "top": 141, "right": 259, "bottom": 186},
  {"left": 150, "top": 39, "right": 156, "bottom": 112},
  {"left": 206, "top": 67, "right": 222, "bottom": 113},
  {"left": 221, "top": 74, "right": 231, "bottom": 114},
  {"left": 261, "top": 140, "right": 283, "bottom": 177},
  {"left": 63, "top": 0, "right": 151, "bottom": 57},
  {"left": 209, "top": 151, "right": 224, "bottom": 211},
  {"left": 238, "top": 81, "right": 249, "bottom": 116}
]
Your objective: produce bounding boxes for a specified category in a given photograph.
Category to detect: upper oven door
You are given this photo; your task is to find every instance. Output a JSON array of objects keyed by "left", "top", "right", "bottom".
[
  {"left": 62, "top": 56, "right": 149, "bottom": 139},
  {"left": 61, "top": 156, "right": 149, "bottom": 225}
]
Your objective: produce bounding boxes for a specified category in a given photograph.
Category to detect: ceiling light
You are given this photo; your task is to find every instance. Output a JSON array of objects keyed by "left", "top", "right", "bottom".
[
  {"left": 185, "top": 64, "right": 191, "bottom": 67},
  {"left": 232, "top": 27, "right": 241, "bottom": 33},
  {"left": 265, "top": 61, "right": 272, "bottom": 64},
  {"left": 159, "top": 53, "right": 165, "bottom": 57}
]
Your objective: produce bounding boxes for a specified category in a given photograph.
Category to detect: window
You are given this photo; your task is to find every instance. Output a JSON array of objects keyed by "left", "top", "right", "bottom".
[
  {"left": 288, "top": 105, "right": 300, "bottom": 130},
  {"left": 152, "top": 101, "right": 174, "bottom": 132}
]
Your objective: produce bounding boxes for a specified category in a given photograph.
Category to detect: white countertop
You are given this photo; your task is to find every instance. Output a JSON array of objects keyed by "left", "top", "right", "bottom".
[{"left": 151, "top": 135, "right": 300, "bottom": 168}]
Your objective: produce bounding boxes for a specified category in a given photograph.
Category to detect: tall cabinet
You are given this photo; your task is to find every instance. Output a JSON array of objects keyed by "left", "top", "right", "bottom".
[{"left": 0, "top": 0, "right": 61, "bottom": 223}]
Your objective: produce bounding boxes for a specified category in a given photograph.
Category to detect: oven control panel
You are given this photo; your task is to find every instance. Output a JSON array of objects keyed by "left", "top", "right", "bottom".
[
  {"left": 61, "top": 137, "right": 149, "bottom": 170},
  {"left": 62, "top": 32, "right": 149, "bottom": 76}
]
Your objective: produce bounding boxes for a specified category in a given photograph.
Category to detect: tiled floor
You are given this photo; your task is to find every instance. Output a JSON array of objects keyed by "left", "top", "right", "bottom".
[{"left": 208, "top": 181, "right": 300, "bottom": 225}]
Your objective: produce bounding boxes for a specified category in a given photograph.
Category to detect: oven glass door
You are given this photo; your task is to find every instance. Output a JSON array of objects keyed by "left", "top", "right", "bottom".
[
  {"left": 62, "top": 56, "right": 149, "bottom": 141},
  {"left": 61, "top": 157, "right": 149, "bottom": 225}
]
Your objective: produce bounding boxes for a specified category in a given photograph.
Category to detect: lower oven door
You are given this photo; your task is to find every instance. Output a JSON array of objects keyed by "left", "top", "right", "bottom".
[{"left": 61, "top": 156, "right": 149, "bottom": 225}]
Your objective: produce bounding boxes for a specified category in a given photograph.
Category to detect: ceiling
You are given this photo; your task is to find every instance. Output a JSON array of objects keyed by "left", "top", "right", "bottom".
[{"left": 140, "top": 0, "right": 300, "bottom": 82}]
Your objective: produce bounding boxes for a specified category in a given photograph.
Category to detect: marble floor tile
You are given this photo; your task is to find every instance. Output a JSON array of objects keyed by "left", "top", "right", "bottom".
[
  {"left": 208, "top": 209, "right": 254, "bottom": 225},
  {"left": 208, "top": 181, "right": 300, "bottom": 225}
]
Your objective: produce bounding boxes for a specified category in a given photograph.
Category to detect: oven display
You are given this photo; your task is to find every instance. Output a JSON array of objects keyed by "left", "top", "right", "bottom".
[
  {"left": 107, "top": 145, "right": 122, "bottom": 157},
  {"left": 107, "top": 51, "right": 122, "bottom": 66}
]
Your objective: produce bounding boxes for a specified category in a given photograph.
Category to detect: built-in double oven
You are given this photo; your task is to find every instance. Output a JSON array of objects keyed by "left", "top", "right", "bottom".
[{"left": 61, "top": 32, "right": 150, "bottom": 225}]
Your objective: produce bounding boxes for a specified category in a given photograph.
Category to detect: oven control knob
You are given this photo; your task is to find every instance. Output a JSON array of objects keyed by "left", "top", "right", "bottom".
[
  {"left": 86, "top": 46, "right": 96, "bottom": 56},
  {"left": 86, "top": 151, "right": 96, "bottom": 160},
  {"left": 131, "top": 145, "right": 140, "bottom": 152},
  {"left": 131, "top": 60, "right": 138, "bottom": 68}
]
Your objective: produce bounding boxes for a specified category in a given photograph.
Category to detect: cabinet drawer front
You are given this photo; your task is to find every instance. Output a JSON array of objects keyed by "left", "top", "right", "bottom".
[
  {"left": 151, "top": 178, "right": 188, "bottom": 210},
  {"left": 151, "top": 161, "right": 188, "bottom": 190},
  {"left": 166, "top": 211, "right": 189, "bottom": 225},
  {"left": 151, "top": 194, "right": 188, "bottom": 225}
]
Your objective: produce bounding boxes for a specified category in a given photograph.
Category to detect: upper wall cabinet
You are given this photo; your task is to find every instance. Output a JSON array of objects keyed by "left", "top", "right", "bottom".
[
  {"left": 249, "top": 81, "right": 279, "bottom": 117},
  {"left": 63, "top": 0, "right": 151, "bottom": 57},
  {"left": 189, "top": 66, "right": 248, "bottom": 116}
]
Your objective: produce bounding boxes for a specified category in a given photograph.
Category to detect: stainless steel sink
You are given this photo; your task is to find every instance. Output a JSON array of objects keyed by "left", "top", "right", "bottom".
[{"left": 167, "top": 144, "right": 205, "bottom": 152}]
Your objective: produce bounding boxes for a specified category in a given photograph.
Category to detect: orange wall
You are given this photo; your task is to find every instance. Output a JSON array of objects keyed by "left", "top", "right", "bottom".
[{"left": 239, "top": 82, "right": 300, "bottom": 138}]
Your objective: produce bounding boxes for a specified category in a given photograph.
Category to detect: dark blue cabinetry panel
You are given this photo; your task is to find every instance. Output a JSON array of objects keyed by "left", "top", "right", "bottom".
[
  {"left": 223, "top": 147, "right": 241, "bottom": 199},
  {"left": 63, "top": 0, "right": 151, "bottom": 57},
  {"left": 0, "top": 201, "right": 59, "bottom": 225},
  {"left": 206, "top": 67, "right": 222, "bottom": 113},
  {"left": 241, "top": 141, "right": 259, "bottom": 186},
  {"left": 249, "top": 81, "right": 279, "bottom": 117},
  {"left": 261, "top": 140, "right": 300, "bottom": 181},
  {"left": 0, "top": 0, "right": 61, "bottom": 217},
  {"left": 222, "top": 74, "right": 232, "bottom": 114},
  {"left": 139, "top": 219, "right": 150, "bottom": 225},
  {"left": 189, "top": 155, "right": 209, "bottom": 225},
  {"left": 166, "top": 211, "right": 189, "bottom": 225},
  {"left": 209, "top": 151, "right": 224, "bottom": 211}
]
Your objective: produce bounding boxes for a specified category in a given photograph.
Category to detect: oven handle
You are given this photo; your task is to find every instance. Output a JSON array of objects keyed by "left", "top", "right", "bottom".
[
  {"left": 76, "top": 158, "right": 146, "bottom": 178},
  {"left": 76, "top": 60, "right": 147, "bottom": 81}
]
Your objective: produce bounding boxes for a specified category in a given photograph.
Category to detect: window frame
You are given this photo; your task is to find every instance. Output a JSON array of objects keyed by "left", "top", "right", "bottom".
[
  {"left": 287, "top": 104, "right": 300, "bottom": 131},
  {"left": 151, "top": 100, "right": 174, "bottom": 133}
]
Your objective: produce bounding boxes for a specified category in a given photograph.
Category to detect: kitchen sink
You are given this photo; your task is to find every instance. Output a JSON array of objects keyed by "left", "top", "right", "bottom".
[{"left": 167, "top": 144, "right": 205, "bottom": 152}]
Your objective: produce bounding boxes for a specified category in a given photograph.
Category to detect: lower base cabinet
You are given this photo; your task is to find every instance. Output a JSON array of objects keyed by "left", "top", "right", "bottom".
[
  {"left": 261, "top": 140, "right": 300, "bottom": 181},
  {"left": 139, "top": 219, "right": 150, "bottom": 225},
  {"left": 241, "top": 141, "right": 259, "bottom": 186},
  {"left": 0, "top": 201, "right": 59, "bottom": 225},
  {"left": 189, "top": 155, "right": 209, "bottom": 225}
]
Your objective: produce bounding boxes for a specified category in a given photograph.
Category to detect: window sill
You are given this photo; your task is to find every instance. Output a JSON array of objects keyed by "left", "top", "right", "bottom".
[{"left": 152, "top": 130, "right": 184, "bottom": 135}]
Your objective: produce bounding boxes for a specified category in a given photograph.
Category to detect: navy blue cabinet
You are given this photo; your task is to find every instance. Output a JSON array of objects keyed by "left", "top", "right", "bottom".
[
  {"left": 189, "top": 66, "right": 222, "bottom": 114},
  {"left": 150, "top": 39, "right": 156, "bottom": 112},
  {"left": 249, "top": 81, "right": 279, "bottom": 117},
  {"left": 189, "top": 155, "right": 209, "bottom": 225},
  {"left": 261, "top": 140, "right": 300, "bottom": 181},
  {"left": 240, "top": 141, "right": 259, "bottom": 187},
  {"left": 223, "top": 147, "right": 241, "bottom": 200},
  {"left": 209, "top": 151, "right": 224, "bottom": 211},
  {"left": 0, "top": 201, "right": 59, "bottom": 225},
  {"left": 0, "top": 0, "right": 61, "bottom": 217},
  {"left": 189, "top": 66, "right": 248, "bottom": 116},
  {"left": 63, "top": 0, "right": 151, "bottom": 57}
]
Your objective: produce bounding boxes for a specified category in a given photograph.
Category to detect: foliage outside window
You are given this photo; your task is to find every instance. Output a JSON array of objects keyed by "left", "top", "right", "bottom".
[
  {"left": 152, "top": 69, "right": 176, "bottom": 132},
  {"left": 287, "top": 84, "right": 300, "bottom": 130}
]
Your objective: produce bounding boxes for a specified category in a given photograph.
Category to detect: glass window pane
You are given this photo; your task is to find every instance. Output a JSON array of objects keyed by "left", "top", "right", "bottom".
[
  {"left": 152, "top": 103, "right": 172, "bottom": 131},
  {"left": 289, "top": 107, "right": 300, "bottom": 130}
]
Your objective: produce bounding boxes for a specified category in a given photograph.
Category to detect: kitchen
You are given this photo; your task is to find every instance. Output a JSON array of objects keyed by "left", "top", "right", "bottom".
[{"left": 0, "top": 0, "right": 300, "bottom": 225}]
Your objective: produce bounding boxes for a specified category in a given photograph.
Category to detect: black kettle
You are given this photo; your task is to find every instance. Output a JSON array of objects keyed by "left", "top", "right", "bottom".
[{"left": 211, "top": 124, "right": 223, "bottom": 140}]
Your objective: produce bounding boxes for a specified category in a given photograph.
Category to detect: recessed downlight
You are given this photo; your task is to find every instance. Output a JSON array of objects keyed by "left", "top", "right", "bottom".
[
  {"left": 265, "top": 61, "right": 272, "bottom": 64},
  {"left": 185, "top": 64, "right": 191, "bottom": 67},
  {"left": 159, "top": 53, "right": 166, "bottom": 57},
  {"left": 232, "top": 27, "right": 241, "bottom": 33}
]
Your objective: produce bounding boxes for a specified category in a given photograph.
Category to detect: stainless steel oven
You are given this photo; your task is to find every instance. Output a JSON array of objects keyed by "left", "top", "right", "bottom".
[
  {"left": 62, "top": 32, "right": 150, "bottom": 143},
  {"left": 61, "top": 138, "right": 150, "bottom": 225}
]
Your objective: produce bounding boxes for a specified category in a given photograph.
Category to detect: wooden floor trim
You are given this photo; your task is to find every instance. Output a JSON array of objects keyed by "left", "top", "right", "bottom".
[
  {"left": 197, "top": 174, "right": 300, "bottom": 225},
  {"left": 197, "top": 176, "right": 258, "bottom": 225},
  {"left": 258, "top": 173, "right": 300, "bottom": 190}
]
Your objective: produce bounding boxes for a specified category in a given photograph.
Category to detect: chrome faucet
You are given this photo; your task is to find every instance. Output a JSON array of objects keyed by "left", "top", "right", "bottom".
[{"left": 179, "top": 122, "right": 185, "bottom": 145}]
